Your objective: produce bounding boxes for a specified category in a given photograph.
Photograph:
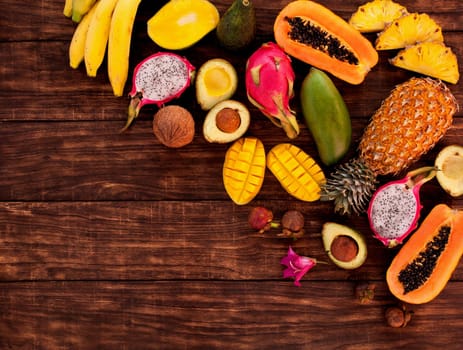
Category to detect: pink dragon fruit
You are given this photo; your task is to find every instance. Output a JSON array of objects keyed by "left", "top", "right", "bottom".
[
  {"left": 122, "top": 52, "right": 195, "bottom": 132},
  {"left": 245, "top": 42, "right": 299, "bottom": 139},
  {"left": 367, "top": 166, "right": 437, "bottom": 248}
]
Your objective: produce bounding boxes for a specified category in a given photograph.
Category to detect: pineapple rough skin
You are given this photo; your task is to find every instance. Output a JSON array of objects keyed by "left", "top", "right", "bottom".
[{"left": 321, "top": 77, "right": 458, "bottom": 216}]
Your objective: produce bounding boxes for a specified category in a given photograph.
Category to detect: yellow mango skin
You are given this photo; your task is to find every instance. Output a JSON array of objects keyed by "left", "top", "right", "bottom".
[
  {"left": 267, "top": 143, "right": 325, "bottom": 201},
  {"left": 223, "top": 137, "right": 266, "bottom": 205},
  {"left": 147, "top": 0, "right": 220, "bottom": 50}
]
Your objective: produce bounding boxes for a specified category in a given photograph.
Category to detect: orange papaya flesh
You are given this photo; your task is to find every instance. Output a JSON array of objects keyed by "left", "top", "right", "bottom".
[
  {"left": 386, "top": 204, "right": 463, "bottom": 304},
  {"left": 274, "top": 0, "right": 378, "bottom": 85}
]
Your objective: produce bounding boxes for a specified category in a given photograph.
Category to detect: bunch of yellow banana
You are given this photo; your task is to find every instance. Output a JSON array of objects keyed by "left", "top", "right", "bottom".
[{"left": 65, "top": 0, "right": 141, "bottom": 96}]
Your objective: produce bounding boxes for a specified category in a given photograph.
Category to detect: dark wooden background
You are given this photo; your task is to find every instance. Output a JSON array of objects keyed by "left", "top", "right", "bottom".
[{"left": 1, "top": 0, "right": 462, "bottom": 348}]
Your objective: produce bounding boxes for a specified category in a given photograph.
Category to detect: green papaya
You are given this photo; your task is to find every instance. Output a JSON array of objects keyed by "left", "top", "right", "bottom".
[
  {"left": 300, "top": 68, "right": 352, "bottom": 166},
  {"left": 216, "top": 0, "right": 256, "bottom": 51}
]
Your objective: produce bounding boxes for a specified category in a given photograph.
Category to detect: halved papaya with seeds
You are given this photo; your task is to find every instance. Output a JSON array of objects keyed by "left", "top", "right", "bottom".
[
  {"left": 386, "top": 204, "right": 463, "bottom": 304},
  {"left": 274, "top": 0, "right": 378, "bottom": 85}
]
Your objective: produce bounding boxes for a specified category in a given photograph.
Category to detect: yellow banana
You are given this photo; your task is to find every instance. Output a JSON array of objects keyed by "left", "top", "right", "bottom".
[
  {"left": 69, "top": 2, "right": 99, "bottom": 69},
  {"left": 63, "top": 0, "right": 73, "bottom": 17},
  {"left": 84, "top": 0, "right": 119, "bottom": 77},
  {"left": 108, "top": 0, "right": 141, "bottom": 96},
  {"left": 72, "top": 0, "right": 97, "bottom": 22}
]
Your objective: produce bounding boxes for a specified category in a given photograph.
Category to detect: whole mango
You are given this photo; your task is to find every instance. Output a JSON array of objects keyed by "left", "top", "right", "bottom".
[{"left": 300, "top": 68, "right": 352, "bottom": 166}]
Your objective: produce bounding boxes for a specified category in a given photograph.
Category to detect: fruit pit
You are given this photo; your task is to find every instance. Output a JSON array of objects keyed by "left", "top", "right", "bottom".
[
  {"left": 216, "top": 108, "right": 241, "bottom": 133},
  {"left": 330, "top": 235, "right": 358, "bottom": 262}
]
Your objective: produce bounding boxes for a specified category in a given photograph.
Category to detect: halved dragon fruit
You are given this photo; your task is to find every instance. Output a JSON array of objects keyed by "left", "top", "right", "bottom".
[
  {"left": 122, "top": 52, "right": 195, "bottom": 132},
  {"left": 367, "top": 166, "right": 437, "bottom": 248}
]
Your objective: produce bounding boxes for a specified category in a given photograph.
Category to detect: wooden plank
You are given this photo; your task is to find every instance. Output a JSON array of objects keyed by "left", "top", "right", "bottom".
[
  {"left": 1, "top": 0, "right": 462, "bottom": 42},
  {"left": 1, "top": 34, "right": 462, "bottom": 121},
  {"left": 1, "top": 201, "right": 462, "bottom": 281},
  {"left": 1, "top": 281, "right": 462, "bottom": 349},
  {"left": 0, "top": 200, "right": 386, "bottom": 281},
  {"left": 1, "top": 119, "right": 462, "bottom": 201}
]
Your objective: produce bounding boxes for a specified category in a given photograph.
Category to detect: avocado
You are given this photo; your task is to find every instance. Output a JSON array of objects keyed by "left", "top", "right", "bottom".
[
  {"left": 216, "top": 0, "right": 256, "bottom": 51},
  {"left": 196, "top": 58, "right": 238, "bottom": 111},
  {"left": 322, "top": 222, "right": 367, "bottom": 270},
  {"left": 203, "top": 100, "right": 250, "bottom": 143}
]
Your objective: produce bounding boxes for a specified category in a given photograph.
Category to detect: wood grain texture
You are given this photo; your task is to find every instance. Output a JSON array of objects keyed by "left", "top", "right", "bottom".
[
  {"left": 0, "top": 200, "right": 462, "bottom": 281},
  {"left": 0, "top": 200, "right": 393, "bottom": 281},
  {"left": 0, "top": 119, "right": 462, "bottom": 201},
  {"left": 1, "top": 281, "right": 463, "bottom": 349},
  {"left": 1, "top": 37, "right": 462, "bottom": 121},
  {"left": 1, "top": 0, "right": 463, "bottom": 348}
]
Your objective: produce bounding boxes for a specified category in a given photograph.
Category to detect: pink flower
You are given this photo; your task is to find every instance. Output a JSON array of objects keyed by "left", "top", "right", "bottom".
[{"left": 280, "top": 246, "right": 316, "bottom": 287}]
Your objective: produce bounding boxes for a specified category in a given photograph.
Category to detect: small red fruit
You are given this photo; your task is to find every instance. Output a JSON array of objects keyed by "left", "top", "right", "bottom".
[{"left": 248, "top": 207, "right": 276, "bottom": 233}]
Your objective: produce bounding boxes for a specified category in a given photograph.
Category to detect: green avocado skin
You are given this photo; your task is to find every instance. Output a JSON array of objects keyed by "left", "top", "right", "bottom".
[
  {"left": 300, "top": 68, "right": 352, "bottom": 166},
  {"left": 216, "top": 0, "right": 256, "bottom": 51}
]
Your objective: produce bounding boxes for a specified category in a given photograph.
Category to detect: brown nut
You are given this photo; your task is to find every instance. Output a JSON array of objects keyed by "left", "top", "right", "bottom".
[
  {"left": 279, "top": 210, "right": 305, "bottom": 238},
  {"left": 385, "top": 305, "right": 413, "bottom": 328},
  {"left": 153, "top": 105, "right": 195, "bottom": 148}
]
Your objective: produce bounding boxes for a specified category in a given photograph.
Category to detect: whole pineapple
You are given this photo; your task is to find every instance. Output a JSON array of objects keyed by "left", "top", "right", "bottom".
[{"left": 321, "top": 77, "right": 458, "bottom": 215}]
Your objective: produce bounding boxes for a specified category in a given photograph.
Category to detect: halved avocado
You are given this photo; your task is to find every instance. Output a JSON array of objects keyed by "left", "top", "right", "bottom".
[
  {"left": 203, "top": 100, "right": 250, "bottom": 143},
  {"left": 196, "top": 58, "right": 238, "bottom": 111},
  {"left": 322, "top": 222, "right": 367, "bottom": 270}
]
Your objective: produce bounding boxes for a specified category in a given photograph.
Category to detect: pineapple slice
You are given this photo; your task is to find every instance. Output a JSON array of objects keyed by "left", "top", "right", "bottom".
[
  {"left": 376, "top": 13, "right": 443, "bottom": 50},
  {"left": 390, "top": 42, "right": 459, "bottom": 84},
  {"left": 349, "top": 0, "right": 408, "bottom": 33}
]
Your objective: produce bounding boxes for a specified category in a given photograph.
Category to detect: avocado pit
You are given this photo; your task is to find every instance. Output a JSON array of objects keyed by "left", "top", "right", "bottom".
[
  {"left": 216, "top": 108, "right": 241, "bottom": 133},
  {"left": 330, "top": 235, "right": 358, "bottom": 262}
]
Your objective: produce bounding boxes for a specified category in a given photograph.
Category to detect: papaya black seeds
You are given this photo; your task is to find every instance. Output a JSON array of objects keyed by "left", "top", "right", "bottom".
[
  {"left": 284, "top": 16, "right": 359, "bottom": 65},
  {"left": 398, "top": 226, "right": 451, "bottom": 294}
]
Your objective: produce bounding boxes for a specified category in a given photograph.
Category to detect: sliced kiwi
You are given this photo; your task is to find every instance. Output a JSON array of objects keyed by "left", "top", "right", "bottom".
[{"left": 322, "top": 222, "right": 367, "bottom": 270}]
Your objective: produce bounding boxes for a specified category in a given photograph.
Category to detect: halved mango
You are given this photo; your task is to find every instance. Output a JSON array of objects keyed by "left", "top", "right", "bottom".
[
  {"left": 267, "top": 143, "right": 325, "bottom": 201},
  {"left": 223, "top": 137, "right": 266, "bottom": 205}
]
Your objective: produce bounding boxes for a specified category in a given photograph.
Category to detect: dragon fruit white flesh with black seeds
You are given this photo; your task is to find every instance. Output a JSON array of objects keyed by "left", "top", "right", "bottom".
[
  {"left": 367, "top": 167, "right": 437, "bottom": 248},
  {"left": 122, "top": 52, "right": 195, "bottom": 132}
]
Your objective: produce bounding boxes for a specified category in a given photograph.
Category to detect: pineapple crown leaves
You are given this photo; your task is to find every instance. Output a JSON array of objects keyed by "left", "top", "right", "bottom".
[{"left": 320, "top": 158, "right": 378, "bottom": 216}]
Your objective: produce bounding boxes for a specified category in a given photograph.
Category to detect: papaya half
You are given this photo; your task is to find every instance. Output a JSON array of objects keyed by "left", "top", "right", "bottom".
[
  {"left": 273, "top": 0, "right": 378, "bottom": 85},
  {"left": 386, "top": 204, "right": 463, "bottom": 304}
]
